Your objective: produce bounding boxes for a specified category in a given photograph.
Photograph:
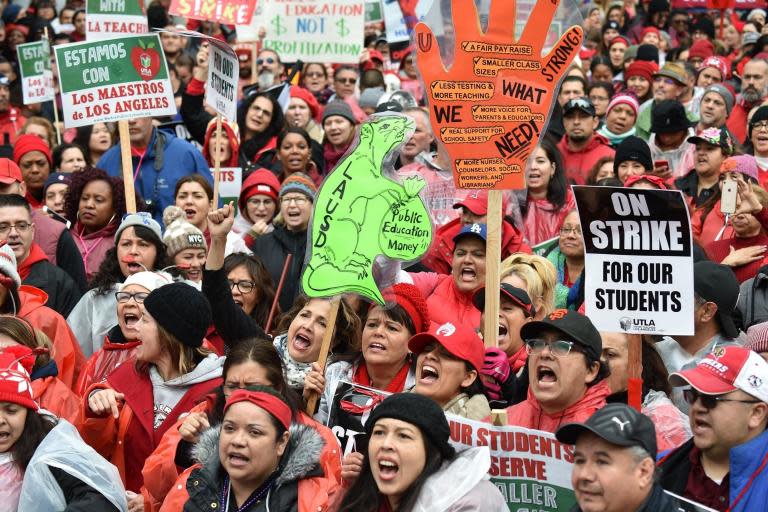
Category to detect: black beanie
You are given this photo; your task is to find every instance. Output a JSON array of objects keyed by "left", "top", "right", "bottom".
[
  {"left": 749, "top": 105, "right": 768, "bottom": 140},
  {"left": 143, "top": 282, "right": 212, "bottom": 348},
  {"left": 692, "top": 17, "right": 715, "bottom": 40},
  {"left": 614, "top": 136, "right": 653, "bottom": 174},
  {"left": 366, "top": 393, "right": 456, "bottom": 459},
  {"left": 636, "top": 44, "right": 659, "bottom": 64}
]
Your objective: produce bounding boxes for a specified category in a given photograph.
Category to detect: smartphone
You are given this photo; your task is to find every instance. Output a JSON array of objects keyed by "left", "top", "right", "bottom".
[
  {"left": 42, "top": 206, "right": 72, "bottom": 229},
  {"left": 721, "top": 178, "right": 738, "bottom": 215}
]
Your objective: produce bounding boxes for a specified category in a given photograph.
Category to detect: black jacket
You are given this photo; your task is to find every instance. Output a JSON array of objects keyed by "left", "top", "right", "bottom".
[
  {"left": 49, "top": 466, "right": 120, "bottom": 512},
  {"left": 570, "top": 482, "right": 682, "bottom": 512},
  {"left": 56, "top": 229, "right": 88, "bottom": 293},
  {"left": 202, "top": 267, "right": 267, "bottom": 349},
  {"left": 657, "top": 437, "right": 695, "bottom": 497},
  {"left": 179, "top": 83, "right": 212, "bottom": 146},
  {"left": 250, "top": 225, "right": 307, "bottom": 312},
  {"left": 23, "top": 259, "right": 82, "bottom": 317}
]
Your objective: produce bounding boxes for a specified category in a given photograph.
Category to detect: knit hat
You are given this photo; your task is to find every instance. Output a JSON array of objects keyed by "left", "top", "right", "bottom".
[
  {"left": 700, "top": 56, "right": 728, "bottom": 80},
  {"left": 703, "top": 84, "right": 734, "bottom": 115},
  {"left": 602, "top": 20, "right": 620, "bottom": 33},
  {"left": 609, "top": 36, "right": 630, "bottom": 48},
  {"left": 641, "top": 27, "right": 660, "bottom": 40},
  {"left": 688, "top": 39, "right": 715, "bottom": 61},
  {"left": 379, "top": 283, "right": 430, "bottom": 333},
  {"left": 748, "top": 9, "right": 767, "bottom": 23},
  {"left": 636, "top": 44, "right": 659, "bottom": 64},
  {"left": 5, "top": 24, "right": 29, "bottom": 38},
  {"left": 720, "top": 155, "right": 759, "bottom": 183},
  {"left": 118, "top": 270, "right": 173, "bottom": 292},
  {"left": 143, "top": 282, "right": 212, "bottom": 347},
  {"left": 239, "top": 168, "right": 280, "bottom": 215},
  {"left": 653, "top": 62, "right": 686, "bottom": 85},
  {"left": 691, "top": 16, "right": 715, "bottom": 40},
  {"left": 365, "top": 393, "right": 456, "bottom": 459},
  {"left": 606, "top": 92, "right": 639, "bottom": 118},
  {"left": 651, "top": 99, "right": 693, "bottom": 134},
  {"left": 114, "top": 212, "right": 163, "bottom": 243},
  {"left": 42, "top": 172, "right": 70, "bottom": 196},
  {"left": 162, "top": 206, "right": 207, "bottom": 258},
  {"left": 13, "top": 134, "right": 52, "bottom": 166},
  {"left": 614, "top": 136, "right": 653, "bottom": 173},
  {"left": 322, "top": 100, "right": 356, "bottom": 125},
  {"left": 624, "top": 45, "right": 639, "bottom": 62},
  {"left": 0, "top": 242, "right": 21, "bottom": 289},
  {"left": 625, "top": 60, "right": 658, "bottom": 84},
  {"left": 279, "top": 172, "right": 316, "bottom": 201},
  {"left": 0, "top": 345, "right": 38, "bottom": 411},
  {"left": 359, "top": 87, "right": 385, "bottom": 110},
  {"left": 746, "top": 321, "right": 768, "bottom": 354},
  {"left": 289, "top": 86, "right": 320, "bottom": 119}
]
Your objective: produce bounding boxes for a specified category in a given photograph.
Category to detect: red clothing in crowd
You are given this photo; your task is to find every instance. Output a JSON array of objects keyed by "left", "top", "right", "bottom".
[
  {"left": 727, "top": 100, "right": 756, "bottom": 146},
  {"left": 32, "top": 375, "right": 80, "bottom": 423},
  {"left": 557, "top": 134, "right": 615, "bottom": 185},
  {"left": 523, "top": 189, "right": 577, "bottom": 246},
  {"left": 0, "top": 106, "right": 26, "bottom": 144},
  {"left": 705, "top": 233, "right": 768, "bottom": 283},
  {"left": 408, "top": 272, "right": 481, "bottom": 327}
]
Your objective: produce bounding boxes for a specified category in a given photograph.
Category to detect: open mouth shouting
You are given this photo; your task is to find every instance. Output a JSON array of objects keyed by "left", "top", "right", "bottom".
[
  {"left": 418, "top": 363, "right": 439, "bottom": 385},
  {"left": 536, "top": 363, "right": 558, "bottom": 389},
  {"left": 291, "top": 329, "right": 313, "bottom": 353}
]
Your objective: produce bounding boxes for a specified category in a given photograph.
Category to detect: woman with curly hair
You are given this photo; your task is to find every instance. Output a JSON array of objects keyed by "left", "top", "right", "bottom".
[
  {"left": 63, "top": 167, "right": 128, "bottom": 280},
  {"left": 238, "top": 92, "right": 285, "bottom": 168}
]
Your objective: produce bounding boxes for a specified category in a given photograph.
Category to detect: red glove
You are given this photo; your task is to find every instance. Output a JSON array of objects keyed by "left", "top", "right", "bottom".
[{"left": 481, "top": 348, "right": 511, "bottom": 401}]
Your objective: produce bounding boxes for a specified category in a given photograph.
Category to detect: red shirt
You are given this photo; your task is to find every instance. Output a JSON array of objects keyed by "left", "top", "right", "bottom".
[
  {"left": 705, "top": 232, "right": 768, "bottom": 283},
  {"left": 685, "top": 446, "right": 729, "bottom": 511}
]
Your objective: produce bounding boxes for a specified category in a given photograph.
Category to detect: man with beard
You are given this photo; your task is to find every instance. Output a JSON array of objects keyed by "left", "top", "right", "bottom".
[
  {"left": 727, "top": 58, "right": 768, "bottom": 144},
  {"left": 697, "top": 84, "right": 733, "bottom": 133},
  {"left": 256, "top": 48, "right": 284, "bottom": 91},
  {"left": 0, "top": 74, "right": 24, "bottom": 145},
  {"left": 557, "top": 97, "right": 615, "bottom": 184}
]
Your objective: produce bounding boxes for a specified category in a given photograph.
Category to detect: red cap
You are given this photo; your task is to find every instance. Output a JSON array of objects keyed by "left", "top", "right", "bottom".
[
  {"left": 0, "top": 158, "right": 22, "bottom": 184},
  {"left": 409, "top": 321, "right": 485, "bottom": 372},
  {"left": 13, "top": 134, "right": 52, "bottom": 166},
  {"left": 454, "top": 189, "right": 490, "bottom": 216},
  {"left": 669, "top": 346, "right": 768, "bottom": 403},
  {"left": 224, "top": 389, "right": 292, "bottom": 430},
  {"left": 289, "top": 86, "right": 320, "bottom": 119}
]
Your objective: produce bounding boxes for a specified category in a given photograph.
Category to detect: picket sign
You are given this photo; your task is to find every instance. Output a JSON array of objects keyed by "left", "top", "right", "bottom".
[
  {"left": 306, "top": 298, "right": 341, "bottom": 414},
  {"left": 86, "top": 0, "right": 148, "bottom": 40},
  {"left": 212, "top": 116, "right": 223, "bottom": 207},
  {"left": 483, "top": 190, "right": 502, "bottom": 349},
  {"left": 118, "top": 120, "right": 137, "bottom": 213}
]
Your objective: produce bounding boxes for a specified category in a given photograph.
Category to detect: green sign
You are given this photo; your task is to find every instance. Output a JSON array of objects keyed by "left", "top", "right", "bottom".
[
  {"left": 302, "top": 113, "right": 432, "bottom": 304},
  {"left": 16, "top": 40, "right": 53, "bottom": 104},
  {"left": 54, "top": 34, "right": 175, "bottom": 128},
  {"left": 365, "top": 0, "right": 382, "bottom": 23}
]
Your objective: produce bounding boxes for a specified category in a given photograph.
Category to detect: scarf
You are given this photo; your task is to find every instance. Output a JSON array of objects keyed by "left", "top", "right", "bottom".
[
  {"left": 597, "top": 125, "right": 636, "bottom": 147},
  {"left": 276, "top": 335, "right": 313, "bottom": 390},
  {"left": 323, "top": 142, "right": 350, "bottom": 171},
  {"left": 509, "top": 345, "right": 528, "bottom": 372},
  {"left": 17, "top": 243, "right": 48, "bottom": 281},
  {"left": 354, "top": 359, "right": 410, "bottom": 393}
]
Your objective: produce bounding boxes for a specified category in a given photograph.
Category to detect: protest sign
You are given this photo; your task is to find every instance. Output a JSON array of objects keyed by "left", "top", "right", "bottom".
[
  {"left": 235, "top": 0, "right": 270, "bottom": 42},
  {"left": 573, "top": 186, "right": 694, "bottom": 336},
  {"left": 170, "top": 0, "right": 257, "bottom": 25},
  {"left": 383, "top": 0, "right": 434, "bottom": 43},
  {"left": 532, "top": 236, "right": 559, "bottom": 258},
  {"left": 86, "top": 0, "right": 148, "bottom": 40},
  {"left": 216, "top": 167, "right": 241, "bottom": 209},
  {"left": 446, "top": 414, "right": 577, "bottom": 511},
  {"left": 16, "top": 40, "right": 54, "bottom": 104},
  {"left": 365, "top": 0, "right": 382, "bottom": 23},
  {"left": 54, "top": 34, "right": 175, "bottom": 128},
  {"left": 327, "top": 380, "right": 389, "bottom": 456},
  {"left": 302, "top": 113, "right": 432, "bottom": 305},
  {"left": 207, "top": 43, "right": 238, "bottom": 121},
  {"left": 262, "top": 0, "right": 365, "bottom": 64}
]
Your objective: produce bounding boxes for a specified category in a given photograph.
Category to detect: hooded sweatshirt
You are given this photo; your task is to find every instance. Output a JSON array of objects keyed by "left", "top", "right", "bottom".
[{"left": 202, "top": 118, "right": 240, "bottom": 168}]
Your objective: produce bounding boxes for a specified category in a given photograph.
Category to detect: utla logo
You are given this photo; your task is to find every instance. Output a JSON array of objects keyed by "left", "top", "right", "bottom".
[{"left": 130, "top": 39, "right": 160, "bottom": 81}]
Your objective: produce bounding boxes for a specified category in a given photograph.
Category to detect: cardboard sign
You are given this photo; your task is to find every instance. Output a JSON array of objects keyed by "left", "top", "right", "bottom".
[
  {"left": 217, "top": 166, "right": 241, "bottom": 209},
  {"left": 170, "top": 0, "right": 258, "bottom": 26},
  {"left": 416, "top": 0, "right": 582, "bottom": 189},
  {"left": 327, "top": 380, "right": 389, "bottom": 456},
  {"left": 54, "top": 34, "right": 176, "bottom": 128},
  {"left": 207, "top": 43, "right": 238, "bottom": 121},
  {"left": 86, "top": 0, "right": 148, "bottom": 41},
  {"left": 447, "top": 414, "right": 577, "bottom": 511},
  {"left": 302, "top": 113, "right": 432, "bottom": 305},
  {"left": 262, "top": 0, "right": 365, "bottom": 64},
  {"left": 573, "top": 186, "right": 694, "bottom": 336},
  {"left": 235, "top": 0, "right": 270, "bottom": 42},
  {"left": 16, "top": 40, "right": 54, "bottom": 104}
]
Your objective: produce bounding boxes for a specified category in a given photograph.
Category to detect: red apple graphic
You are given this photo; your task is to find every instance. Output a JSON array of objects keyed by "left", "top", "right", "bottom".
[{"left": 130, "top": 40, "right": 161, "bottom": 81}]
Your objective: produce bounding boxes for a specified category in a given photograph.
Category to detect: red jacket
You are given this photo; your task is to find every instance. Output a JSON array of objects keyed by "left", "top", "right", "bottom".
[
  {"left": 19, "top": 285, "right": 84, "bottom": 390},
  {"left": 409, "top": 272, "right": 481, "bottom": 327},
  {"left": 523, "top": 189, "right": 577, "bottom": 246},
  {"left": 0, "top": 107, "right": 26, "bottom": 144},
  {"left": 706, "top": 233, "right": 768, "bottom": 283},
  {"left": 32, "top": 375, "right": 80, "bottom": 423},
  {"left": 75, "top": 333, "right": 140, "bottom": 397},
  {"left": 420, "top": 218, "right": 531, "bottom": 275},
  {"left": 76, "top": 361, "right": 222, "bottom": 493},
  {"left": 557, "top": 134, "right": 615, "bottom": 185},
  {"left": 504, "top": 380, "right": 610, "bottom": 432},
  {"left": 726, "top": 100, "right": 754, "bottom": 146}
]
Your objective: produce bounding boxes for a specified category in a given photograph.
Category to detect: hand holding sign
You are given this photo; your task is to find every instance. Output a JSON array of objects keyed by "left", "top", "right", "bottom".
[{"left": 415, "top": 0, "right": 582, "bottom": 189}]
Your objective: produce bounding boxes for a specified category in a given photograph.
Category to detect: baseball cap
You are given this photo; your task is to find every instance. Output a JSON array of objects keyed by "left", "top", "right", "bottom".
[
  {"left": 653, "top": 62, "right": 687, "bottom": 85},
  {"left": 563, "top": 97, "right": 596, "bottom": 118},
  {"left": 453, "top": 223, "right": 487, "bottom": 244},
  {"left": 520, "top": 309, "right": 602, "bottom": 361},
  {"left": 453, "top": 190, "right": 489, "bottom": 216},
  {"left": 694, "top": 261, "right": 740, "bottom": 339},
  {"left": 669, "top": 346, "right": 768, "bottom": 404},
  {"left": 0, "top": 158, "right": 22, "bottom": 184},
  {"left": 687, "top": 126, "right": 734, "bottom": 157},
  {"left": 473, "top": 283, "right": 536, "bottom": 318},
  {"left": 556, "top": 403, "right": 657, "bottom": 459},
  {"left": 408, "top": 321, "right": 485, "bottom": 372}
]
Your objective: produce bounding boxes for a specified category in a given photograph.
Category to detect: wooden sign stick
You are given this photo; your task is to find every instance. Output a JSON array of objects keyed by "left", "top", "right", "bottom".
[
  {"left": 211, "top": 115, "right": 223, "bottom": 207},
  {"left": 306, "top": 297, "right": 341, "bottom": 414},
  {"left": 627, "top": 333, "right": 643, "bottom": 411},
  {"left": 483, "top": 190, "right": 503, "bottom": 347},
  {"left": 117, "top": 120, "right": 136, "bottom": 213},
  {"left": 43, "top": 27, "right": 61, "bottom": 146}
]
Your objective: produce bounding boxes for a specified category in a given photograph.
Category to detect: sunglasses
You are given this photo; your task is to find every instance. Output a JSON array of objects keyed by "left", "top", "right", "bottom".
[
  {"left": 335, "top": 77, "right": 356, "bottom": 85},
  {"left": 256, "top": 57, "right": 276, "bottom": 65},
  {"left": 683, "top": 388, "right": 761, "bottom": 409}
]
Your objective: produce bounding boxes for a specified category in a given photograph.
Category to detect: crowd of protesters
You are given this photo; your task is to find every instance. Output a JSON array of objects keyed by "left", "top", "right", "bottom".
[{"left": 0, "top": 0, "right": 767, "bottom": 511}]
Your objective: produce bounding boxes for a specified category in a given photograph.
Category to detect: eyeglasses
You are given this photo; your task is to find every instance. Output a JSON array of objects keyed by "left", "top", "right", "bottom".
[
  {"left": 0, "top": 222, "right": 33, "bottom": 235},
  {"left": 560, "top": 226, "right": 582, "bottom": 236},
  {"left": 115, "top": 291, "right": 149, "bottom": 303},
  {"left": 683, "top": 388, "right": 761, "bottom": 409},
  {"left": 249, "top": 105, "right": 272, "bottom": 117},
  {"left": 752, "top": 121, "right": 768, "bottom": 132},
  {"left": 335, "top": 77, "right": 356, "bottom": 85},
  {"left": 247, "top": 198, "right": 275, "bottom": 207},
  {"left": 281, "top": 196, "right": 309, "bottom": 205},
  {"left": 304, "top": 71, "right": 325, "bottom": 78},
  {"left": 525, "top": 339, "right": 580, "bottom": 357},
  {"left": 654, "top": 77, "right": 677, "bottom": 85},
  {"left": 256, "top": 57, "right": 275, "bottom": 65},
  {"left": 228, "top": 279, "right": 256, "bottom": 294}
]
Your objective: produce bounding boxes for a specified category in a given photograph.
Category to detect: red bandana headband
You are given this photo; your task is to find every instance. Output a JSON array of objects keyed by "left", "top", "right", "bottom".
[{"left": 224, "top": 389, "right": 292, "bottom": 431}]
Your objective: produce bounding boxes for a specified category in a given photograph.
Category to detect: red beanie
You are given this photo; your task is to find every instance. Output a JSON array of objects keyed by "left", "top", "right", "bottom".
[
  {"left": 239, "top": 169, "right": 281, "bottom": 214},
  {"left": 0, "top": 345, "right": 38, "bottom": 411},
  {"left": 379, "top": 283, "right": 430, "bottom": 333},
  {"left": 625, "top": 60, "right": 659, "bottom": 83},
  {"left": 13, "top": 134, "right": 52, "bottom": 166},
  {"left": 289, "top": 86, "right": 320, "bottom": 119},
  {"left": 641, "top": 26, "right": 660, "bottom": 39},
  {"left": 609, "top": 36, "right": 631, "bottom": 48},
  {"left": 688, "top": 39, "right": 715, "bottom": 60}
]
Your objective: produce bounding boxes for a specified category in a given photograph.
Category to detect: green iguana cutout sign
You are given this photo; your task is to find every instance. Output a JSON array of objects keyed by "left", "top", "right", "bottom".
[{"left": 302, "top": 113, "right": 432, "bottom": 304}]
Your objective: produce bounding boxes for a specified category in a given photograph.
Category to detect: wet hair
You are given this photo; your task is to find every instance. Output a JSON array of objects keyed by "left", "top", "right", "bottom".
[
  {"left": 63, "top": 166, "right": 126, "bottom": 227},
  {"left": 223, "top": 253, "right": 277, "bottom": 329},
  {"left": 52, "top": 142, "right": 87, "bottom": 172},
  {"left": 276, "top": 294, "right": 361, "bottom": 355},
  {"left": 174, "top": 174, "right": 213, "bottom": 201},
  {"left": 336, "top": 427, "right": 447, "bottom": 512},
  {"left": 10, "top": 409, "right": 56, "bottom": 471}
]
